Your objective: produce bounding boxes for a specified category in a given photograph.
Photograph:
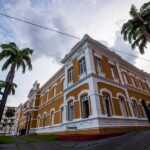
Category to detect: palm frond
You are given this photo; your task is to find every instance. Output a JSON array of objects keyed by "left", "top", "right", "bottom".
[
  {"left": 139, "top": 38, "right": 147, "bottom": 54},
  {"left": 131, "top": 35, "right": 145, "bottom": 50},
  {"left": 2, "top": 57, "right": 13, "bottom": 71},
  {"left": 23, "top": 55, "right": 32, "bottom": 71},
  {"left": 130, "top": 4, "right": 138, "bottom": 17},
  {"left": 140, "top": 2, "right": 150, "bottom": 13}
]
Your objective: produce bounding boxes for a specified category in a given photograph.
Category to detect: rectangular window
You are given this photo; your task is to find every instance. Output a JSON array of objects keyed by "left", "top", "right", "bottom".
[
  {"left": 95, "top": 57, "right": 103, "bottom": 74},
  {"left": 79, "top": 57, "right": 86, "bottom": 74},
  {"left": 110, "top": 65, "right": 117, "bottom": 79},
  {"left": 68, "top": 67, "right": 73, "bottom": 82}
]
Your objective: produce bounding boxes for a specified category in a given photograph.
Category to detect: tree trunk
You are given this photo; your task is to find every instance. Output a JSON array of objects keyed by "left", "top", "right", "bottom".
[{"left": 0, "top": 62, "right": 16, "bottom": 121}]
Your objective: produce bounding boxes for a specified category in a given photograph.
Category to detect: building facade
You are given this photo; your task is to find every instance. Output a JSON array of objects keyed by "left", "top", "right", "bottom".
[
  {"left": 0, "top": 106, "right": 17, "bottom": 134},
  {"left": 15, "top": 35, "right": 150, "bottom": 135}
]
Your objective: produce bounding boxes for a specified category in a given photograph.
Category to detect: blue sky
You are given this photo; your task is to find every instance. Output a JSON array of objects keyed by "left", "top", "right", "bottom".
[{"left": 0, "top": 0, "right": 150, "bottom": 107}]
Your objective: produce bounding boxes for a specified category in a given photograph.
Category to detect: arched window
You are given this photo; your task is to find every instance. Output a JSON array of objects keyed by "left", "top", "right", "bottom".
[
  {"left": 132, "top": 100, "right": 140, "bottom": 118},
  {"left": 37, "top": 116, "right": 40, "bottom": 127},
  {"left": 43, "top": 113, "right": 46, "bottom": 127},
  {"left": 81, "top": 95, "right": 90, "bottom": 118},
  {"left": 118, "top": 96, "right": 127, "bottom": 117},
  {"left": 68, "top": 100, "right": 74, "bottom": 121},
  {"left": 60, "top": 107, "right": 64, "bottom": 123},
  {"left": 103, "top": 93, "right": 112, "bottom": 117},
  {"left": 50, "top": 111, "right": 54, "bottom": 126}
]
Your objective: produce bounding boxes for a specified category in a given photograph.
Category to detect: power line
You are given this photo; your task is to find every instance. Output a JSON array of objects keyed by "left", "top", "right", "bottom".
[
  {"left": 0, "top": 12, "right": 150, "bottom": 62},
  {"left": 110, "top": 48, "right": 150, "bottom": 62},
  {"left": 0, "top": 12, "right": 81, "bottom": 40}
]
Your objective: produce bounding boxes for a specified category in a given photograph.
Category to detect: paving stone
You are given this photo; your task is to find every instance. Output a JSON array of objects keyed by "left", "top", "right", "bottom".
[
  {"left": 0, "top": 144, "right": 17, "bottom": 150},
  {"left": 17, "top": 143, "right": 34, "bottom": 150}
]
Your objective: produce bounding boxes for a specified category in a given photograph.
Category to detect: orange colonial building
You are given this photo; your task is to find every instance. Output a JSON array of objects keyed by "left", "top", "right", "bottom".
[{"left": 15, "top": 35, "right": 150, "bottom": 135}]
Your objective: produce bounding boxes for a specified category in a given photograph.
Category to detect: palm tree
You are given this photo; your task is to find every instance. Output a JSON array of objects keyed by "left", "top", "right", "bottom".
[
  {"left": 0, "top": 42, "right": 33, "bottom": 121},
  {"left": 121, "top": 2, "right": 150, "bottom": 54},
  {"left": 0, "top": 80, "right": 17, "bottom": 95}
]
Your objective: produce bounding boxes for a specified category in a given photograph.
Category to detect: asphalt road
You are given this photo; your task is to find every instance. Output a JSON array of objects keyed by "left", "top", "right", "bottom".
[{"left": 0, "top": 130, "right": 150, "bottom": 150}]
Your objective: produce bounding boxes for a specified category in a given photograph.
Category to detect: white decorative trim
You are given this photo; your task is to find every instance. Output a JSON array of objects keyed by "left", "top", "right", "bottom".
[
  {"left": 109, "top": 60, "right": 115, "bottom": 65},
  {"left": 116, "top": 93, "right": 126, "bottom": 100},
  {"left": 94, "top": 53, "right": 102, "bottom": 59},
  {"left": 79, "top": 72, "right": 87, "bottom": 80},
  {"left": 52, "top": 83, "right": 57, "bottom": 89},
  {"left": 77, "top": 90, "right": 89, "bottom": 100},
  {"left": 100, "top": 88, "right": 113, "bottom": 98},
  {"left": 77, "top": 52, "right": 85, "bottom": 60},
  {"left": 66, "top": 96, "right": 75, "bottom": 102}
]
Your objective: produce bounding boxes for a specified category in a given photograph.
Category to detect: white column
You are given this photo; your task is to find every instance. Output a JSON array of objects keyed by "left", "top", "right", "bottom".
[
  {"left": 84, "top": 46, "right": 95, "bottom": 74},
  {"left": 64, "top": 65, "right": 68, "bottom": 88},
  {"left": 89, "top": 76, "right": 102, "bottom": 118}
]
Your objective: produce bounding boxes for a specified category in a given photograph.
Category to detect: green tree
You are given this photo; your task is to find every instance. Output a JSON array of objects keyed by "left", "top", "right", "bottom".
[
  {"left": 0, "top": 42, "right": 33, "bottom": 121},
  {"left": 4, "top": 107, "right": 15, "bottom": 135},
  {"left": 121, "top": 2, "right": 150, "bottom": 54},
  {"left": 0, "top": 80, "right": 17, "bottom": 95}
]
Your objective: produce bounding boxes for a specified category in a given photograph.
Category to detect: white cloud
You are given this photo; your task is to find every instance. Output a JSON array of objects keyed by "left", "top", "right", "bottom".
[
  {"left": 0, "top": 0, "right": 150, "bottom": 107},
  {"left": 5, "top": 55, "right": 62, "bottom": 106}
]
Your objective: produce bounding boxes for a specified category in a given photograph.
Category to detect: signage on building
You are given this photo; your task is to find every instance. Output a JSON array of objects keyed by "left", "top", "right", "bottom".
[{"left": 66, "top": 125, "right": 77, "bottom": 130}]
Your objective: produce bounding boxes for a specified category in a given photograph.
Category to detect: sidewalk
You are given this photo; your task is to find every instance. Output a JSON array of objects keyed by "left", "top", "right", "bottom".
[{"left": 0, "top": 131, "right": 150, "bottom": 150}]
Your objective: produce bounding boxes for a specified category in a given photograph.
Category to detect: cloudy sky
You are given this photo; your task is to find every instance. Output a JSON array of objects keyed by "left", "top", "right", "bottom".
[{"left": 0, "top": 0, "right": 150, "bottom": 107}]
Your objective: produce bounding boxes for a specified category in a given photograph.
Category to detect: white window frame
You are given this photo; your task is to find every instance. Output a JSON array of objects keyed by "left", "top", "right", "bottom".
[
  {"left": 42, "top": 113, "right": 47, "bottom": 127},
  {"left": 110, "top": 65, "right": 117, "bottom": 80},
  {"left": 123, "top": 73, "right": 128, "bottom": 84},
  {"left": 68, "top": 100, "right": 74, "bottom": 121},
  {"left": 95, "top": 57, "right": 104, "bottom": 75},
  {"left": 130, "top": 76, "right": 135, "bottom": 86},
  {"left": 46, "top": 92, "right": 49, "bottom": 101},
  {"left": 79, "top": 57, "right": 86, "bottom": 75},
  {"left": 53, "top": 86, "right": 56, "bottom": 97},
  {"left": 50, "top": 111, "right": 54, "bottom": 126},
  {"left": 103, "top": 93, "right": 112, "bottom": 117},
  {"left": 132, "top": 100, "right": 140, "bottom": 118},
  {"left": 68, "top": 67, "right": 73, "bottom": 83},
  {"left": 81, "top": 95, "right": 90, "bottom": 118},
  {"left": 119, "top": 97, "right": 127, "bottom": 117}
]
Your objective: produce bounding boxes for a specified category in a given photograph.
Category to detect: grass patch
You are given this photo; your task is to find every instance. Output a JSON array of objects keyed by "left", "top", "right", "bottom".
[
  {"left": 0, "top": 136, "right": 15, "bottom": 144},
  {"left": 18, "top": 135, "right": 59, "bottom": 143},
  {"left": 36, "top": 135, "right": 59, "bottom": 141}
]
